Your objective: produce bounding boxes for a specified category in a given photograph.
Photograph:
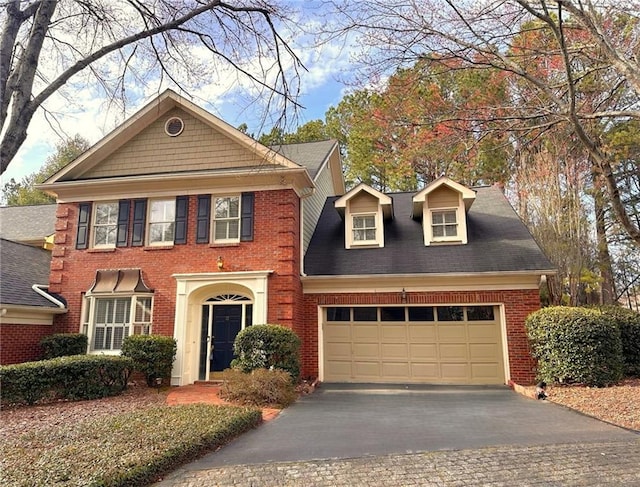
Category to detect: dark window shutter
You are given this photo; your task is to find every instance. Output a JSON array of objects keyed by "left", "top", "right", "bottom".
[
  {"left": 240, "top": 192, "right": 254, "bottom": 241},
  {"left": 76, "top": 202, "right": 92, "bottom": 249},
  {"left": 196, "top": 195, "right": 211, "bottom": 244},
  {"left": 116, "top": 200, "right": 130, "bottom": 247},
  {"left": 132, "top": 199, "right": 147, "bottom": 247},
  {"left": 174, "top": 196, "right": 188, "bottom": 244}
]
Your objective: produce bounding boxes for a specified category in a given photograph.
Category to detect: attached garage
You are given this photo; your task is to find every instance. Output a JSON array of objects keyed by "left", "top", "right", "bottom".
[{"left": 322, "top": 305, "right": 506, "bottom": 385}]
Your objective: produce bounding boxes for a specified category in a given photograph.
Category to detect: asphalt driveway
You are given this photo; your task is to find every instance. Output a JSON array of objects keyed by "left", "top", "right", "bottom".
[{"left": 164, "top": 384, "right": 637, "bottom": 472}]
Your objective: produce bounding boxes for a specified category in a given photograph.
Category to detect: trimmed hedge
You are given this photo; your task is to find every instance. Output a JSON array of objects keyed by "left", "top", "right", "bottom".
[
  {"left": 231, "top": 324, "right": 301, "bottom": 381},
  {"left": 40, "top": 333, "right": 88, "bottom": 359},
  {"left": 526, "top": 306, "right": 623, "bottom": 387},
  {"left": 121, "top": 335, "right": 177, "bottom": 386},
  {"left": 597, "top": 306, "right": 640, "bottom": 377},
  {"left": 0, "top": 355, "right": 133, "bottom": 406}
]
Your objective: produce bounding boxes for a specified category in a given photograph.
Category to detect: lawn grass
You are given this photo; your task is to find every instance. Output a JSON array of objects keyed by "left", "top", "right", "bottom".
[{"left": 0, "top": 403, "right": 261, "bottom": 487}]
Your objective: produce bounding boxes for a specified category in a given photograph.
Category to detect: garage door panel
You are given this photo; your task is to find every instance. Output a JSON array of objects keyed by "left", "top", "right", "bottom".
[
  {"left": 353, "top": 361, "right": 380, "bottom": 377},
  {"left": 353, "top": 343, "right": 379, "bottom": 358},
  {"left": 439, "top": 343, "right": 468, "bottom": 360},
  {"left": 469, "top": 343, "right": 501, "bottom": 361},
  {"left": 410, "top": 343, "right": 438, "bottom": 360},
  {"left": 324, "top": 342, "right": 351, "bottom": 359},
  {"left": 325, "top": 324, "right": 351, "bottom": 340},
  {"left": 409, "top": 324, "right": 436, "bottom": 341},
  {"left": 468, "top": 323, "right": 499, "bottom": 340},
  {"left": 381, "top": 343, "right": 409, "bottom": 359},
  {"left": 353, "top": 324, "right": 379, "bottom": 340},
  {"left": 325, "top": 361, "right": 352, "bottom": 378},
  {"left": 438, "top": 325, "right": 466, "bottom": 341},
  {"left": 471, "top": 363, "right": 501, "bottom": 380},
  {"left": 382, "top": 325, "right": 407, "bottom": 341},
  {"left": 411, "top": 362, "right": 440, "bottom": 379},
  {"left": 440, "top": 363, "right": 469, "bottom": 380},
  {"left": 382, "top": 362, "right": 410, "bottom": 377}
]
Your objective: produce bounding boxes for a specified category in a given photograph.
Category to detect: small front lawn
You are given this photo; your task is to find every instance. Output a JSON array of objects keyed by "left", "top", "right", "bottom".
[{"left": 0, "top": 388, "right": 261, "bottom": 487}]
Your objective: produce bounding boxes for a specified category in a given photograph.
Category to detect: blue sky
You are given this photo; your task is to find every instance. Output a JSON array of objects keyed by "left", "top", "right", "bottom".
[{"left": 1, "top": 3, "right": 356, "bottom": 187}]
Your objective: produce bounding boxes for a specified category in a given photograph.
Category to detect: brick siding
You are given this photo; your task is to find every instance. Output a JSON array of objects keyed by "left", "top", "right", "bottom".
[{"left": 0, "top": 323, "right": 52, "bottom": 364}]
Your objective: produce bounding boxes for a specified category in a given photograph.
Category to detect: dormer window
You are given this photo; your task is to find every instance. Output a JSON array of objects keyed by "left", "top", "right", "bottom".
[
  {"left": 335, "top": 183, "right": 393, "bottom": 249},
  {"left": 412, "top": 177, "right": 476, "bottom": 246},
  {"left": 431, "top": 209, "right": 458, "bottom": 240},
  {"left": 352, "top": 214, "right": 377, "bottom": 243}
]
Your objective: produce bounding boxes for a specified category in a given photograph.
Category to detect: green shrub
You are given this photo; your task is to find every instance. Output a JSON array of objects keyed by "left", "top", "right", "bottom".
[
  {"left": 40, "top": 333, "right": 88, "bottom": 359},
  {"left": 597, "top": 305, "right": 640, "bottom": 377},
  {"left": 220, "top": 368, "right": 297, "bottom": 407},
  {"left": 231, "top": 324, "right": 301, "bottom": 381},
  {"left": 526, "top": 306, "right": 623, "bottom": 387},
  {"left": 121, "top": 334, "right": 177, "bottom": 386},
  {"left": 0, "top": 355, "right": 133, "bottom": 406}
]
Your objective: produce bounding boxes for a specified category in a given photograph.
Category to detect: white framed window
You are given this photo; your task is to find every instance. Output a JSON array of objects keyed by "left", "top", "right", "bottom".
[
  {"left": 148, "top": 199, "right": 175, "bottom": 245},
  {"left": 352, "top": 214, "right": 377, "bottom": 243},
  {"left": 83, "top": 295, "right": 153, "bottom": 352},
  {"left": 93, "top": 202, "right": 118, "bottom": 247},
  {"left": 213, "top": 195, "right": 240, "bottom": 243},
  {"left": 431, "top": 209, "right": 458, "bottom": 239}
]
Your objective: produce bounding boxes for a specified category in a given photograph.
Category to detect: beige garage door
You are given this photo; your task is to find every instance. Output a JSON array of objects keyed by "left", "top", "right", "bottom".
[{"left": 323, "top": 305, "right": 505, "bottom": 384}]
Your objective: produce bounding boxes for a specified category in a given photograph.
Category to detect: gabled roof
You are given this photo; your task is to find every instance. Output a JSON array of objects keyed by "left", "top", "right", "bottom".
[
  {"left": 0, "top": 238, "right": 63, "bottom": 308},
  {"left": 271, "top": 140, "right": 339, "bottom": 180},
  {"left": 412, "top": 176, "right": 476, "bottom": 216},
  {"left": 335, "top": 183, "right": 394, "bottom": 219},
  {"left": 304, "top": 186, "right": 554, "bottom": 276},
  {"left": 0, "top": 205, "right": 56, "bottom": 245}
]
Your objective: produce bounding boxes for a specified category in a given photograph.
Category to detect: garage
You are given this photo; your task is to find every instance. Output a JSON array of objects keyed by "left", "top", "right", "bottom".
[{"left": 322, "top": 305, "right": 505, "bottom": 384}]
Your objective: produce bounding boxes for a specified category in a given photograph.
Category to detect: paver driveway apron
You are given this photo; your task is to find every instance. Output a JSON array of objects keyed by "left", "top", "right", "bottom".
[{"left": 175, "top": 384, "right": 637, "bottom": 470}]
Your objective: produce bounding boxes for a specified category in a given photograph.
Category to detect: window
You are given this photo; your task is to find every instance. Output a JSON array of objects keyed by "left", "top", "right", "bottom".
[
  {"left": 93, "top": 202, "right": 118, "bottom": 246},
  {"left": 431, "top": 210, "right": 458, "bottom": 239},
  {"left": 213, "top": 196, "right": 240, "bottom": 242},
  {"left": 352, "top": 214, "right": 376, "bottom": 243},
  {"left": 85, "top": 296, "right": 153, "bottom": 352},
  {"left": 148, "top": 199, "right": 175, "bottom": 245}
]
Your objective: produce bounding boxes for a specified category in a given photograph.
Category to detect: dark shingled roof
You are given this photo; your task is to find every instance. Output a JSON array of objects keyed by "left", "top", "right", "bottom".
[
  {"left": 304, "top": 186, "right": 554, "bottom": 276},
  {"left": 0, "top": 238, "right": 61, "bottom": 308},
  {"left": 0, "top": 204, "right": 57, "bottom": 242},
  {"left": 271, "top": 140, "right": 337, "bottom": 179}
]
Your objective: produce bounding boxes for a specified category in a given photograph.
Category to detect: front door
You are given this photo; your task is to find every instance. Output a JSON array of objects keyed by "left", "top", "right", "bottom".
[{"left": 199, "top": 304, "right": 243, "bottom": 380}]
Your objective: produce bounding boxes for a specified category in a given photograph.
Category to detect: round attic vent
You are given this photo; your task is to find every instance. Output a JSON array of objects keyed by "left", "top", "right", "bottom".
[{"left": 165, "top": 117, "right": 184, "bottom": 136}]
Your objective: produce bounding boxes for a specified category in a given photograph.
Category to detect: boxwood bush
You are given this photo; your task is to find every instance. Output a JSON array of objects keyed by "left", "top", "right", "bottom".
[
  {"left": 0, "top": 355, "right": 133, "bottom": 406},
  {"left": 121, "top": 335, "right": 177, "bottom": 386},
  {"left": 526, "top": 306, "right": 623, "bottom": 387},
  {"left": 231, "top": 324, "right": 301, "bottom": 381},
  {"left": 597, "top": 305, "right": 640, "bottom": 377},
  {"left": 40, "top": 333, "right": 88, "bottom": 359}
]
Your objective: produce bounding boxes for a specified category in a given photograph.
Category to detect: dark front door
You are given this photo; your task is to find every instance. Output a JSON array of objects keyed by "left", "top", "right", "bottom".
[{"left": 211, "top": 305, "right": 242, "bottom": 372}]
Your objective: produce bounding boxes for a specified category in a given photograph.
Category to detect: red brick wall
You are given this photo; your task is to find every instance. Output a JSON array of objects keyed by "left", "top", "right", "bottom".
[
  {"left": 1, "top": 323, "right": 52, "bottom": 364},
  {"left": 50, "top": 190, "right": 302, "bottom": 336},
  {"left": 301, "top": 289, "right": 541, "bottom": 384}
]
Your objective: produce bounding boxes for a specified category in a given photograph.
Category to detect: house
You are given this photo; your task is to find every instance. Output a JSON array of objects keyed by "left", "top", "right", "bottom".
[{"left": 35, "top": 89, "right": 554, "bottom": 386}]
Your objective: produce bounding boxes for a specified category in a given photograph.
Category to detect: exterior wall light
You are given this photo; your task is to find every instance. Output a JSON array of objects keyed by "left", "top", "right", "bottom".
[{"left": 217, "top": 256, "right": 224, "bottom": 270}]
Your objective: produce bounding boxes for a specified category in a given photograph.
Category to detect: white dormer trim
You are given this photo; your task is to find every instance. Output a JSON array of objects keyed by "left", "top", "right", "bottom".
[
  {"left": 335, "top": 183, "right": 393, "bottom": 249},
  {"left": 412, "top": 177, "right": 476, "bottom": 246}
]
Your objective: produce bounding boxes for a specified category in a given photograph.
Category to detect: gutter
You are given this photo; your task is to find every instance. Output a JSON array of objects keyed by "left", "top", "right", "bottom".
[{"left": 32, "top": 284, "right": 67, "bottom": 310}]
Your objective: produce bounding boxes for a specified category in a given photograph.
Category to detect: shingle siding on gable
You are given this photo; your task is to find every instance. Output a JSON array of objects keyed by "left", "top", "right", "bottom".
[
  {"left": 350, "top": 192, "right": 378, "bottom": 212},
  {"left": 427, "top": 186, "right": 459, "bottom": 208},
  {"left": 82, "top": 108, "right": 264, "bottom": 179}
]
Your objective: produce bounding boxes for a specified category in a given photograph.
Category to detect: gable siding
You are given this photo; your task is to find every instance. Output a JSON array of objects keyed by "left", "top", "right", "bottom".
[
  {"left": 302, "top": 160, "right": 335, "bottom": 253},
  {"left": 83, "top": 108, "right": 265, "bottom": 178},
  {"left": 427, "top": 187, "right": 459, "bottom": 208},
  {"left": 349, "top": 192, "right": 379, "bottom": 213}
]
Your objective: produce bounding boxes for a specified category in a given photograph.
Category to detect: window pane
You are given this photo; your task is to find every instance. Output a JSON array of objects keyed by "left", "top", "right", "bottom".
[
  {"left": 327, "top": 307, "right": 350, "bottom": 321},
  {"left": 444, "top": 224, "right": 457, "bottom": 236},
  {"left": 353, "top": 307, "right": 377, "bottom": 321},
  {"left": 365, "top": 229, "right": 376, "bottom": 240},
  {"left": 408, "top": 307, "right": 434, "bottom": 321},
  {"left": 467, "top": 306, "right": 495, "bottom": 321},
  {"left": 432, "top": 213, "right": 444, "bottom": 224},
  {"left": 96, "top": 203, "right": 118, "bottom": 224},
  {"left": 353, "top": 217, "right": 365, "bottom": 229},
  {"left": 135, "top": 297, "right": 152, "bottom": 322},
  {"left": 444, "top": 211, "right": 457, "bottom": 223},
  {"left": 228, "top": 220, "right": 239, "bottom": 238},
  {"left": 437, "top": 306, "right": 464, "bottom": 321},
  {"left": 214, "top": 221, "right": 228, "bottom": 240},
  {"left": 215, "top": 198, "right": 229, "bottom": 218},
  {"left": 381, "top": 307, "right": 405, "bottom": 321},
  {"left": 364, "top": 215, "right": 375, "bottom": 226},
  {"left": 432, "top": 226, "right": 444, "bottom": 237},
  {"left": 228, "top": 197, "right": 239, "bottom": 218}
]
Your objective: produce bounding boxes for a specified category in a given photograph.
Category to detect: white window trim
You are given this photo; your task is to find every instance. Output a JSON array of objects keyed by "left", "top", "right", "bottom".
[
  {"left": 424, "top": 204, "right": 468, "bottom": 246},
  {"left": 92, "top": 201, "right": 119, "bottom": 248},
  {"left": 345, "top": 210, "right": 384, "bottom": 249},
  {"left": 212, "top": 195, "right": 241, "bottom": 244},
  {"left": 82, "top": 294, "right": 153, "bottom": 354},
  {"left": 147, "top": 198, "right": 176, "bottom": 246}
]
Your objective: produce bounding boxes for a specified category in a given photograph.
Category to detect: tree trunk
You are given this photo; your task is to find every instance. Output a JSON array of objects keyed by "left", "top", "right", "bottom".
[{"left": 592, "top": 169, "right": 617, "bottom": 305}]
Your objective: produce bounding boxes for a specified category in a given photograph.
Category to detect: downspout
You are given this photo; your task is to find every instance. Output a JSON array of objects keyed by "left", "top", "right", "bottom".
[{"left": 32, "top": 284, "right": 67, "bottom": 309}]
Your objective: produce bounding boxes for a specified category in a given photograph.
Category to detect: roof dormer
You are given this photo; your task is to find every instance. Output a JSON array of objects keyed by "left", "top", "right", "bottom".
[
  {"left": 335, "top": 183, "right": 393, "bottom": 249},
  {"left": 412, "top": 177, "right": 476, "bottom": 246}
]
